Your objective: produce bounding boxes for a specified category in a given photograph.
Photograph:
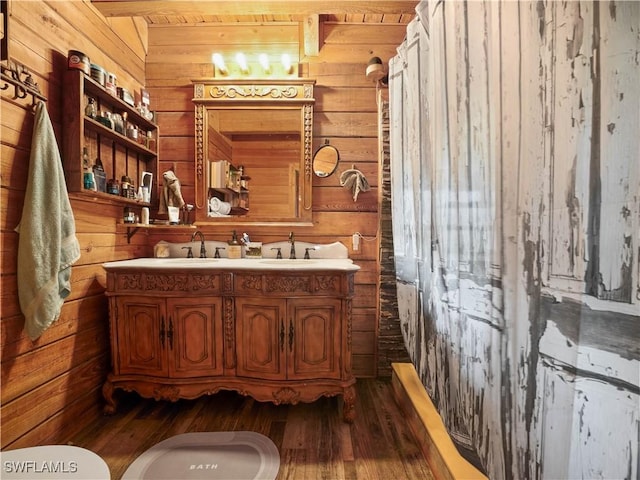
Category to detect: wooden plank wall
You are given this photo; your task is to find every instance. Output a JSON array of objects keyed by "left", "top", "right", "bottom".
[
  {"left": 1, "top": 1, "right": 147, "bottom": 449},
  {"left": 1, "top": 3, "right": 413, "bottom": 448},
  {"left": 144, "top": 20, "right": 410, "bottom": 377}
]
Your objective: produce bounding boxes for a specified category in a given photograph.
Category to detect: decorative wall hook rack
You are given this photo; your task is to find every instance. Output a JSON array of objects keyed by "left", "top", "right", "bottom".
[{"left": 1, "top": 61, "right": 47, "bottom": 104}]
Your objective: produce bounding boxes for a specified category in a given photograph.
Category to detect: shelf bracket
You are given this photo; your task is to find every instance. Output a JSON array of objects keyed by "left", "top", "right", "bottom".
[{"left": 126, "top": 226, "right": 140, "bottom": 243}]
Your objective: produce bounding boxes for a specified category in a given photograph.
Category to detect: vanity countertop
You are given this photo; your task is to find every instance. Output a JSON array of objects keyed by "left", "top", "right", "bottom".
[{"left": 103, "top": 257, "right": 360, "bottom": 272}]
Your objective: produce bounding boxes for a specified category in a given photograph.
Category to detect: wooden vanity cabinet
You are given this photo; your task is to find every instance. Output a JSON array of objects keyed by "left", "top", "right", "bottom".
[
  {"left": 113, "top": 296, "right": 223, "bottom": 379},
  {"left": 112, "top": 296, "right": 165, "bottom": 377},
  {"left": 103, "top": 267, "right": 356, "bottom": 422},
  {"left": 235, "top": 297, "right": 342, "bottom": 381}
]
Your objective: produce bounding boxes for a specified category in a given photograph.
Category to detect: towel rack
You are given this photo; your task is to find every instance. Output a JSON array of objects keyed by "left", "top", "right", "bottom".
[{"left": 1, "top": 61, "right": 47, "bottom": 105}]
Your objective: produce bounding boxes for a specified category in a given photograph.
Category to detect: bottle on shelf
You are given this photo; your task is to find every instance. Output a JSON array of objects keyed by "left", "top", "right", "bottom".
[
  {"left": 123, "top": 206, "right": 135, "bottom": 224},
  {"left": 82, "top": 146, "right": 96, "bottom": 190},
  {"left": 120, "top": 175, "right": 131, "bottom": 198},
  {"left": 107, "top": 177, "right": 120, "bottom": 196},
  {"left": 92, "top": 157, "right": 107, "bottom": 192},
  {"left": 84, "top": 97, "right": 97, "bottom": 119},
  {"left": 146, "top": 131, "right": 155, "bottom": 151},
  {"left": 126, "top": 123, "right": 138, "bottom": 141}
]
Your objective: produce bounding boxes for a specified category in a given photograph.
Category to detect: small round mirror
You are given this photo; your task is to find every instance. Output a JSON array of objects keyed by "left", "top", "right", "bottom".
[{"left": 313, "top": 142, "right": 340, "bottom": 178}]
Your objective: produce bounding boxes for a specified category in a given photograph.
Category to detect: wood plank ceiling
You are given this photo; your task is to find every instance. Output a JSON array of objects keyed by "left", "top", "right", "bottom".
[{"left": 90, "top": 1, "right": 417, "bottom": 25}]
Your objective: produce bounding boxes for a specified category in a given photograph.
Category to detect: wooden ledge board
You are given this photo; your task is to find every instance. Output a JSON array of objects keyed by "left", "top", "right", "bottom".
[{"left": 391, "top": 363, "right": 488, "bottom": 480}]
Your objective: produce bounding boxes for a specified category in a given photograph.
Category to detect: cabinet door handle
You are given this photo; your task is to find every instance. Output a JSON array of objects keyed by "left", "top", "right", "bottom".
[
  {"left": 289, "top": 319, "right": 294, "bottom": 352},
  {"left": 167, "top": 317, "right": 174, "bottom": 350},
  {"left": 280, "top": 320, "right": 285, "bottom": 352},
  {"left": 160, "top": 316, "right": 166, "bottom": 348}
]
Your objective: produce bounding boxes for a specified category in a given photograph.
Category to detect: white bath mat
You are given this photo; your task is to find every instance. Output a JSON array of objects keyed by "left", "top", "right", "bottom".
[{"left": 121, "top": 432, "right": 280, "bottom": 480}]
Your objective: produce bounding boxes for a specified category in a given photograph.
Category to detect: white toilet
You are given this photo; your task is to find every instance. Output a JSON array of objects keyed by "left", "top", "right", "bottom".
[{"left": 0, "top": 445, "right": 110, "bottom": 479}]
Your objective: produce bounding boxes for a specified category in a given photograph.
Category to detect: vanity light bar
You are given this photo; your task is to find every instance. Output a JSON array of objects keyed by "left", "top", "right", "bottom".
[{"left": 211, "top": 53, "right": 295, "bottom": 76}]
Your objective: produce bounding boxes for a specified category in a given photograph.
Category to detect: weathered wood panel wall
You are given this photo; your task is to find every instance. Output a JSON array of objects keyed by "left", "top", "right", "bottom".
[
  {"left": 144, "top": 20, "right": 410, "bottom": 377},
  {"left": 1, "top": 0, "right": 147, "bottom": 449},
  {"left": 389, "top": 1, "right": 639, "bottom": 479}
]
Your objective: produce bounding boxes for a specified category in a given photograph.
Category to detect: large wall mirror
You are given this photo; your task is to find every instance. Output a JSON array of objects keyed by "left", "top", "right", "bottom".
[{"left": 193, "top": 79, "right": 315, "bottom": 224}]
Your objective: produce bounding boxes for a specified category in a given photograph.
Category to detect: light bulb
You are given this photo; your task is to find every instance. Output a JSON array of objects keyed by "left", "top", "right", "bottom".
[
  {"left": 281, "top": 53, "right": 293, "bottom": 74},
  {"left": 212, "top": 53, "right": 228, "bottom": 75},
  {"left": 259, "top": 54, "right": 271, "bottom": 74},
  {"left": 235, "top": 52, "right": 248, "bottom": 74}
]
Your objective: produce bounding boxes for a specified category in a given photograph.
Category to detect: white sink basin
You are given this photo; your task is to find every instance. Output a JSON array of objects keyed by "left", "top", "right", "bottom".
[
  {"left": 155, "top": 258, "right": 218, "bottom": 263},
  {"left": 259, "top": 260, "right": 318, "bottom": 265},
  {"left": 103, "top": 258, "right": 359, "bottom": 272}
]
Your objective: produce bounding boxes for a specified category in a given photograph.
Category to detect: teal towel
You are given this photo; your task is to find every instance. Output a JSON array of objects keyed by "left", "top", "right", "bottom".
[{"left": 15, "top": 102, "right": 81, "bottom": 341}]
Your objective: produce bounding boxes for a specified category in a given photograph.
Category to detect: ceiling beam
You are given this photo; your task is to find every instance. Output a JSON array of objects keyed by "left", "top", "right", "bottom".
[
  {"left": 91, "top": 1, "right": 418, "bottom": 18},
  {"left": 302, "top": 14, "right": 320, "bottom": 58}
]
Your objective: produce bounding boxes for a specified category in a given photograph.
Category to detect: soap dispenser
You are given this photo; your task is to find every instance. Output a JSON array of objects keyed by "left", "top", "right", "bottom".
[{"left": 227, "top": 230, "right": 242, "bottom": 259}]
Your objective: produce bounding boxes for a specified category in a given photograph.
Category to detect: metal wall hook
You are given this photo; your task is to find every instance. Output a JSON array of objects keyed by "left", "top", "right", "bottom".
[{"left": 1, "top": 61, "right": 47, "bottom": 104}]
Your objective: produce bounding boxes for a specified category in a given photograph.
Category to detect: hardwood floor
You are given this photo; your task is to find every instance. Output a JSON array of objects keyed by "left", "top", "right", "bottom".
[{"left": 66, "top": 379, "right": 434, "bottom": 480}]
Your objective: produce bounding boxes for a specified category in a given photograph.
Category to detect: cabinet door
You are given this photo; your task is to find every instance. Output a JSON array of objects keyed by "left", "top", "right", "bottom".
[
  {"left": 235, "top": 297, "right": 285, "bottom": 380},
  {"left": 115, "top": 296, "right": 167, "bottom": 377},
  {"left": 288, "top": 298, "right": 342, "bottom": 380},
  {"left": 167, "top": 297, "right": 224, "bottom": 378}
]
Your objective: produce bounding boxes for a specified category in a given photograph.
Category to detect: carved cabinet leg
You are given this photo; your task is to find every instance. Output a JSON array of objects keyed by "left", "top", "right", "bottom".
[
  {"left": 102, "top": 379, "right": 117, "bottom": 415},
  {"left": 342, "top": 385, "right": 356, "bottom": 423}
]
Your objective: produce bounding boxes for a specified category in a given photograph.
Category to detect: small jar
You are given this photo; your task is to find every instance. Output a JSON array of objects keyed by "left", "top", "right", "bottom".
[
  {"left": 107, "top": 178, "right": 120, "bottom": 195},
  {"left": 127, "top": 124, "right": 138, "bottom": 141},
  {"left": 120, "top": 175, "right": 131, "bottom": 197},
  {"left": 84, "top": 97, "right": 97, "bottom": 119},
  {"left": 83, "top": 171, "right": 95, "bottom": 190},
  {"left": 141, "top": 207, "right": 149, "bottom": 225},
  {"left": 105, "top": 72, "right": 117, "bottom": 96},
  {"left": 123, "top": 206, "right": 135, "bottom": 224},
  {"left": 147, "top": 131, "right": 156, "bottom": 151},
  {"left": 105, "top": 112, "right": 114, "bottom": 129}
]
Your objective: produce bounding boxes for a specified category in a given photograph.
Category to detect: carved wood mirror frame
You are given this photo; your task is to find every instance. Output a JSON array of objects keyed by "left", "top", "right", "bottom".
[{"left": 192, "top": 79, "right": 315, "bottom": 224}]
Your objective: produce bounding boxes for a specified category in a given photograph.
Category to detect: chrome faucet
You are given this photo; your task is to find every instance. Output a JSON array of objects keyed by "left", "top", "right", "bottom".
[
  {"left": 289, "top": 231, "right": 296, "bottom": 259},
  {"left": 190, "top": 230, "right": 206, "bottom": 258}
]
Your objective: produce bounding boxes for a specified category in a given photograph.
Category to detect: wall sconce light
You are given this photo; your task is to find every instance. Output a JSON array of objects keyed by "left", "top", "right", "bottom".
[
  {"left": 235, "top": 52, "right": 249, "bottom": 74},
  {"left": 259, "top": 53, "right": 271, "bottom": 74},
  {"left": 366, "top": 56, "right": 386, "bottom": 83},
  {"left": 212, "top": 53, "right": 228, "bottom": 75},
  {"left": 281, "top": 53, "right": 294, "bottom": 75}
]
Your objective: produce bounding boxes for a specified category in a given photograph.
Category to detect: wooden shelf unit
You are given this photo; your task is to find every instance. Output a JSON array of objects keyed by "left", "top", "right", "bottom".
[{"left": 62, "top": 69, "right": 159, "bottom": 205}]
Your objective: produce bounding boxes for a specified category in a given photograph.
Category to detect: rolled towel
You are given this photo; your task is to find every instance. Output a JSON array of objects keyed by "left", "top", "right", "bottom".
[{"left": 208, "top": 197, "right": 231, "bottom": 216}]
